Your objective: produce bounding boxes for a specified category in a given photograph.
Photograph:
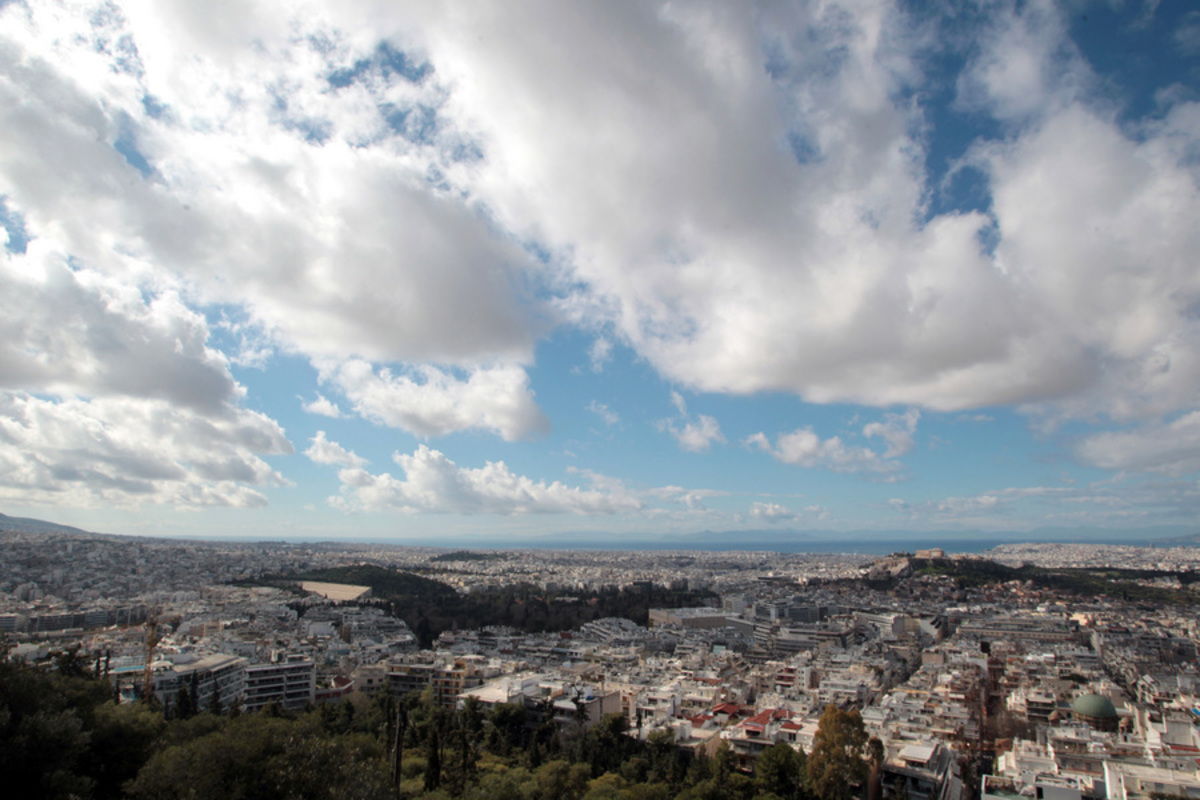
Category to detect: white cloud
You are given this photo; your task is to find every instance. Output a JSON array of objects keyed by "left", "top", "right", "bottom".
[
  {"left": 330, "top": 444, "right": 642, "bottom": 515},
  {"left": 955, "top": 0, "right": 1082, "bottom": 123},
  {"left": 937, "top": 494, "right": 1000, "bottom": 514},
  {"left": 748, "top": 501, "right": 828, "bottom": 524},
  {"left": 588, "top": 337, "right": 612, "bottom": 372},
  {"left": 661, "top": 391, "right": 725, "bottom": 453},
  {"left": 0, "top": 2, "right": 543, "bottom": 372},
  {"left": 863, "top": 408, "right": 920, "bottom": 458},
  {"left": 670, "top": 415, "right": 725, "bottom": 454},
  {"left": 0, "top": 393, "right": 291, "bottom": 508},
  {"left": 0, "top": 248, "right": 239, "bottom": 413},
  {"left": 218, "top": 315, "right": 275, "bottom": 369},
  {"left": 5, "top": 0, "right": 1197, "bottom": 431},
  {"left": 586, "top": 400, "right": 619, "bottom": 427},
  {"left": 669, "top": 391, "right": 688, "bottom": 417},
  {"left": 0, "top": 244, "right": 293, "bottom": 507},
  {"left": 301, "top": 393, "right": 344, "bottom": 419},
  {"left": 413, "top": 0, "right": 1198, "bottom": 425},
  {"left": 324, "top": 359, "right": 550, "bottom": 441},
  {"left": 746, "top": 409, "right": 918, "bottom": 474},
  {"left": 647, "top": 485, "right": 727, "bottom": 511},
  {"left": 1076, "top": 412, "right": 1200, "bottom": 475},
  {"left": 304, "top": 431, "right": 365, "bottom": 468},
  {"left": 746, "top": 428, "right": 891, "bottom": 474},
  {"left": 750, "top": 502, "right": 794, "bottom": 522}
]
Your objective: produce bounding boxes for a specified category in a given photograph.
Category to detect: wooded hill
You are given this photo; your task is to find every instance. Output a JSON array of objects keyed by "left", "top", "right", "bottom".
[{"left": 870, "top": 555, "right": 1200, "bottom": 604}]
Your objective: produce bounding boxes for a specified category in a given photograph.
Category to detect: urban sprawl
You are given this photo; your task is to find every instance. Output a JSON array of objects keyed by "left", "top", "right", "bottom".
[{"left": 4, "top": 528, "right": 1200, "bottom": 800}]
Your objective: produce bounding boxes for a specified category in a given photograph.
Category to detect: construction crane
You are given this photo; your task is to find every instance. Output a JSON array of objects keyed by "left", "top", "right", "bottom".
[{"left": 142, "top": 613, "right": 160, "bottom": 704}]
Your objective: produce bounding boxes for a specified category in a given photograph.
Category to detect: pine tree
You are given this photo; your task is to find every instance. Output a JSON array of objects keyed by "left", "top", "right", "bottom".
[{"left": 424, "top": 727, "right": 441, "bottom": 791}]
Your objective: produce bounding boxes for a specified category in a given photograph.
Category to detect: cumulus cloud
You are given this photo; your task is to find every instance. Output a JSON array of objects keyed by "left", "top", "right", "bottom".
[
  {"left": 661, "top": 392, "right": 725, "bottom": 453},
  {"left": 6, "top": 0, "right": 1199, "bottom": 429},
  {"left": 324, "top": 359, "right": 550, "bottom": 441},
  {"left": 304, "top": 431, "right": 365, "bottom": 468},
  {"left": 301, "top": 393, "right": 344, "bottom": 419},
  {"left": 670, "top": 415, "right": 725, "bottom": 453},
  {"left": 0, "top": 245, "right": 292, "bottom": 507},
  {"left": 647, "top": 485, "right": 727, "bottom": 511},
  {"left": 745, "top": 428, "right": 892, "bottom": 474},
  {"left": 0, "top": 393, "right": 291, "bottom": 508},
  {"left": 0, "top": 4, "right": 542, "bottom": 370},
  {"left": 747, "top": 410, "right": 918, "bottom": 474},
  {"left": 1076, "top": 412, "right": 1200, "bottom": 475},
  {"left": 330, "top": 445, "right": 642, "bottom": 514},
  {"left": 955, "top": 0, "right": 1082, "bottom": 123},
  {"left": 417, "top": 0, "right": 1197, "bottom": 425},
  {"left": 0, "top": 249, "right": 239, "bottom": 414},
  {"left": 863, "top": 408, "right": 920, "bottom": 458},
  {"left": 748, "top": 501, "right": 827, "bottom": 524}
]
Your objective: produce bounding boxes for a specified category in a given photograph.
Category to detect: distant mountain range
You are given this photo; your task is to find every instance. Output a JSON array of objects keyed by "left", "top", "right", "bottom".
[
  {"left": 1151, "top": 531, "right": 1200, "bottom": 546},
  {"left": 0, "top": 512, "right": 96, "bottom": 537},
  {"left": 419, "top": 526, "right": 1200, "bottom": 553},
  {"left": 1, "top": 511, "right": 1197, "bottom": 553}
]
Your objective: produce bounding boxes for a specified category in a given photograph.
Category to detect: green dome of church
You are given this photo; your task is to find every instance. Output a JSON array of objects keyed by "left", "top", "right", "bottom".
[{"left": 1072, "top": 693, "right": 1117, "bottom": 719}]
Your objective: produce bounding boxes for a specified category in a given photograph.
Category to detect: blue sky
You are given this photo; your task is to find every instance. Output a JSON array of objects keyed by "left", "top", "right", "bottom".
[{"left": 1, "top": 0, "right": 1198, "bottom": 543}]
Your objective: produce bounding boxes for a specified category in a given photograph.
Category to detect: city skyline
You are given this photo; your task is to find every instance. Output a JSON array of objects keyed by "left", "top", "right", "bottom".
[{"left": 1, "top": 1, "right": 1198, "bottom": 543}]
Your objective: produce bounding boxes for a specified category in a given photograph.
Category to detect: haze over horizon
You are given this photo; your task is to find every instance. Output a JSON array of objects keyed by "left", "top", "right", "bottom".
[{"left": 2, "top": 1, "right": 1198, "bottom": 544}]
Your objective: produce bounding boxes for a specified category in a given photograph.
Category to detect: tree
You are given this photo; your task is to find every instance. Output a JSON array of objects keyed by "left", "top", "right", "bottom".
[
  {"left": 488, "top": 701, "right": 529, "bottom": 755},
  {"left": 867, "top": 736, "right": 885, "bottom": 800},
  {"left": 126, "top": 713, "right": 392, "bottom": 800},
  {"left": 85, "top": 701, "right": 167, "bottom": 798},
  {"left": 756, "top": 742, "right": 803, "bottom": 799},
  {"left": 713, "top": 739, "right": 735, "bottom": 784},
  {"left": 2, "top": 658, "right": 159, "bottom": 798},
  {"left": 173, "top": 685, "right": 196, "bottom": 720},
  {"left": 807, "top": 705, "right": 868, "bottom": 800},
  {"left": 0, "top": 661, "right": 94, "bottom": 800},
  {"left": 425, "top": 726, "right": 442, "bottom": 791},
  {"left": 532, "top": 760, "right": 590, "bottom": 800},
  {"left": 645, "top": 728, "right": 676, "bottom": 783}
]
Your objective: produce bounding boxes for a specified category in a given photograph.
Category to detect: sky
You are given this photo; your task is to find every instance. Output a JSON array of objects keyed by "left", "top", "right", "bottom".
[{"left": 1, "top": 0, "right": 1199, "bottom": 545}]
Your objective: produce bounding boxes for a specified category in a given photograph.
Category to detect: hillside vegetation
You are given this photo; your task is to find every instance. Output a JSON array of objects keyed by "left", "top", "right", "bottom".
[{"left": 904, "top": 557, "right": 1200, "bottom": 604}]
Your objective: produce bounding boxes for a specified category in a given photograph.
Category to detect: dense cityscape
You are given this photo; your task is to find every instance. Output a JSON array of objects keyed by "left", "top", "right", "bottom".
[{"left": 3, "top": 517, "right": 1200, "bottom": 800}]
